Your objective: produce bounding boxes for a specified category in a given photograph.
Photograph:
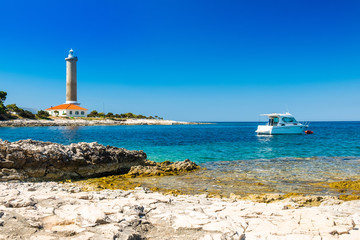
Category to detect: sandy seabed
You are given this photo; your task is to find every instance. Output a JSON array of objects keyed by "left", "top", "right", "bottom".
[{"left": 0, "top": 182, "right": 359, "bottom": 240}]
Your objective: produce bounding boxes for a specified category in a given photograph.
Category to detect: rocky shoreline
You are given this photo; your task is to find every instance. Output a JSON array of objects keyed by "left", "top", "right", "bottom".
[
  {"left": 0, "top": 140, "right": 199, "bottom": 181},
  {"left": 0, "top": 118, "right": 206, "bottom": 127},
  {"left": 1, "top": 140, "right": 359, "bottom": 239},
  {"left": 0, "top": 182, "right": 359, "bottom": 240}
]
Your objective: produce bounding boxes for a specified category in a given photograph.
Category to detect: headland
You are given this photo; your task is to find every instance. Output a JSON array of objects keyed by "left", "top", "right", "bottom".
[{"left": 0, "top": 118, "right": 208, "bottom": 127}]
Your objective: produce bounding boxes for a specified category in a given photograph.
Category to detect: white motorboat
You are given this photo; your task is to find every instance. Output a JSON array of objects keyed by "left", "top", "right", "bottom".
[{"left": 256, "top": 112, "right": 308, "bottom": 135}]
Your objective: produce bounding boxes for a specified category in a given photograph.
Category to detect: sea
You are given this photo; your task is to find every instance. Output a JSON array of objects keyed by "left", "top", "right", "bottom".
[{"left": 1, "top": 122, "right": 360, "bottom": 196}]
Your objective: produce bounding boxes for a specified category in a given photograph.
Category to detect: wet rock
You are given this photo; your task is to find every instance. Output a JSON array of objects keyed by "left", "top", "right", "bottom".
[
  {"left": 0, "top": 139, "right": 147, "bottom": 181},
  {"left": 127, "top": 233, "right": 146, "bottom": 240},
  {"left": 126, "top": 159, "right": 200, "bottom": 177},
  {"left": 0, "top": 168, "right": 26, "bottom": 181}
]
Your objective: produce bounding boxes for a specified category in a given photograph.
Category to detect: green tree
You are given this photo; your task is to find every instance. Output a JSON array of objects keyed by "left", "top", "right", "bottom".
[
  {"left": 0, "top": 91, "right": 7, "bottom": 114},
  {"left": 36, "top": 110, "right": 50, "bottom": 119},
  {"left": 88, "top": 110, "right": 99, "bottom": 117},
  {"left": 19, "top": 110, "right": 35, "bottom": 119},
  {"left": 136, "top": 114, "right": 146, "bottom": 119},
  {"left": 98, "top": 112, "right": 105, "bottom": 118},
  {"left": 106, "top": 112, "right": 114, "bottom": 118},
  {"left": 0, "top": 91, "right": 6, "bottom": 102},
  {"left": 124, "top": 112, "right": 136, "bottom": 118},
  {"left": 6, "top": 103, "right": 35, "bottom": 119},
  {"left": 6, "top": 104, "right": 21, "bottom": 113},
  {"left": 54, "top": 110, "right": 59, "bottom": 116}
]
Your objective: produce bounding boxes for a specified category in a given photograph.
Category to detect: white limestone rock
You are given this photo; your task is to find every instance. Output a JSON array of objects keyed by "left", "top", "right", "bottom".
[{"left": 0, "top": 182, "right": 359, "bottom": 240}]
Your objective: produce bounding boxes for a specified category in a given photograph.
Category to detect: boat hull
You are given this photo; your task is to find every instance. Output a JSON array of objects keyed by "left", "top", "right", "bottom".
[{"left": 256, "top": 125, "right": 306, "bottom": 135}]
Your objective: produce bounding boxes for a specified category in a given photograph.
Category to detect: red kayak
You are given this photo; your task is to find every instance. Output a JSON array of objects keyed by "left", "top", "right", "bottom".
[{"left": 305, "top": 130, "right": 313, "bottom": 134}]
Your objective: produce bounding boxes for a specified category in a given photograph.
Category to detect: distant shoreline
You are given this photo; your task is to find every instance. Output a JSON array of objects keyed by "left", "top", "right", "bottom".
[{"left": 0, "top": 118, "right": 210, "bottom": 127}]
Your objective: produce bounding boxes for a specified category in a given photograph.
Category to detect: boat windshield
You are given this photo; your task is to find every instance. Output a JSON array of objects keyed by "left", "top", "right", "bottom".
[
  {"left": 282, "top": 117, "right": 297, "bottom": 123},
  {"left": 268, "top": 117, "right": 279, "bottom": 126}
]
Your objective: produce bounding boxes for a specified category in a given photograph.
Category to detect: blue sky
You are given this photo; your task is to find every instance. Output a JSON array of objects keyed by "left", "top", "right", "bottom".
[{"left": 0, "top": 0, "right": 359, "bottom": 121}]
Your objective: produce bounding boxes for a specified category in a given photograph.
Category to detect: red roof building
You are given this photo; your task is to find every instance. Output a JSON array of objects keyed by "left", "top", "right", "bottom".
[
  {"left": 46, "top": 50, "right": 89, "bottom": 117},
  {"left": 46, "top": 104, "right": 88, "bottom": 117}
]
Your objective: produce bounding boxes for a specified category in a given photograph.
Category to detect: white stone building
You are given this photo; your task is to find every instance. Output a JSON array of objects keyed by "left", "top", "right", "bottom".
[{"left": 46, "top": 104, "right": 88, "bottom": 117}]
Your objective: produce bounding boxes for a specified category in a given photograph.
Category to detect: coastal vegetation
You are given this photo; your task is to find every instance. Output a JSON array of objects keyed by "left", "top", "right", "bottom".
[
  {"left": 0, "top": 91, "right": 163, "bottom": 121},
  {"left": 6, "top": 104, "right": 36, "bottom": 119},
  {"left": 0, "top": 91, "right": 8, "bottom": 119},
  {"left": 88, "top": 110, "right": 163, "bottom": 120},
  {"left": 36, "top": 110, "right": 50, "bottom": 119},
  {"left": 328, "top": 179, "right": 360, "bottom": 201},
  {"left": 0, "top": 91, "right": 49, "bottom": 120}
]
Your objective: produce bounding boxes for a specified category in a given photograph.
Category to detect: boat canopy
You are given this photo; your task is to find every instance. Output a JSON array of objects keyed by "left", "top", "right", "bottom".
[
  {"left": 260, "top": 112, "right": 299, "bottom": 126},
  {"left": 260, "top": 112, "right": 294, "bottom": 118},
  {"left": 256, "top": 112, "right": 308, "bottom": 134}
]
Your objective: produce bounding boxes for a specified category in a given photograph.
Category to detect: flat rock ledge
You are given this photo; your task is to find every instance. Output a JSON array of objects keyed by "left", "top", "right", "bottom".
[
  {"left": 126, "top": 159, "right": 199, "bottom": 177},
  {"left": 0, "top": 139, "right": 198, "bottom": 181},
  {"left": 0, "top": 119, "right": 206, "bottom": 127},
  {"left": 0, "top": 182, "right": 359, "bottom": 240}
]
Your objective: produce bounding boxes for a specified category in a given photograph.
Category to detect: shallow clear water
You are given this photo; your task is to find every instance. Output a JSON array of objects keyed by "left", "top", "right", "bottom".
[
  {"left": 1, "top": 122, "right": 360, "bottom": 162},
  {"left": 1, "top": 122, "right": 360, "bottom": 195}
]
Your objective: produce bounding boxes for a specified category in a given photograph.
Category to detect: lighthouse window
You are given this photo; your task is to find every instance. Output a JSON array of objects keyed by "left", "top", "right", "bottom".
[
  {"left": 75, "top": 111, "right": 79, "bottom": 115},
  {"left": 81, "top": 111, "right": 84, "bottom": 115},
  {"left": 69, "top": 111, "right": 72, "bottom": 115}
]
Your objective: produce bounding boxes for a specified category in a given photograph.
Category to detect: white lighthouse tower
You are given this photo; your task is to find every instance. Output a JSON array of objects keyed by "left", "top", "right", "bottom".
[
  {"left": 65, "top": 49, "right": 78, "bottom": 105},
  {"left": 46, "top": 49, "right": 88, "bottom": 117}
]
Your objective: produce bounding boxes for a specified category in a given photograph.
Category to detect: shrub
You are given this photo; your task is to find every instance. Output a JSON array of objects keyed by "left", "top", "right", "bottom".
[
  {"left": 124, "top": 112, "right": 136, "bottom": 118},
  {"left": 36, "top": 110, "right": 50, "bottom": 119},
  {"left": 19, "top": 110, "right": 36, "bottom": 119},
  {"left": 6, "top": 104, "right": 35, "bottom": 119},
  {"left": 88, "top": 110, "right": 98, "bottom": 117},
  {"left": 0, "top": 91, "right": 7, "bottom": 114},
  {"left": 6, "top": 104, "right": 21, "bottom": 113},
  {"left": 136, "top": 114, "right": 146, "bottom": 119},
  {"left": 86, "top": 110, "right": 162, "bottom": 120},
  {"left": 106, "top": 112, "right": 114, "bottom": 118}
]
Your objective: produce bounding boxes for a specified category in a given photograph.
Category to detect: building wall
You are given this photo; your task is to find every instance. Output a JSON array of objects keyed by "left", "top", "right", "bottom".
[{"left": 47, "top": 109, "right": 88, "bottom": 117}]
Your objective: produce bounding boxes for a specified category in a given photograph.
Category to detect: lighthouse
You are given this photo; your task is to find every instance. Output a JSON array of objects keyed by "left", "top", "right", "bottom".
[
  {"left": 65, "top": 49, "right": 78, "bottom": 105},
  {"left": 46, "top": 49, "right": 88, "bottom": 117}
]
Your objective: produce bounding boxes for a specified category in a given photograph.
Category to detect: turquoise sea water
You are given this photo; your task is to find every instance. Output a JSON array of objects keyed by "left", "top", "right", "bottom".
[
  {"left": 1, "top": 122, "right": 359, "bottom": 162},
  {"left": 1, "top": 122, "right": 360, "bottom": 195}
]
